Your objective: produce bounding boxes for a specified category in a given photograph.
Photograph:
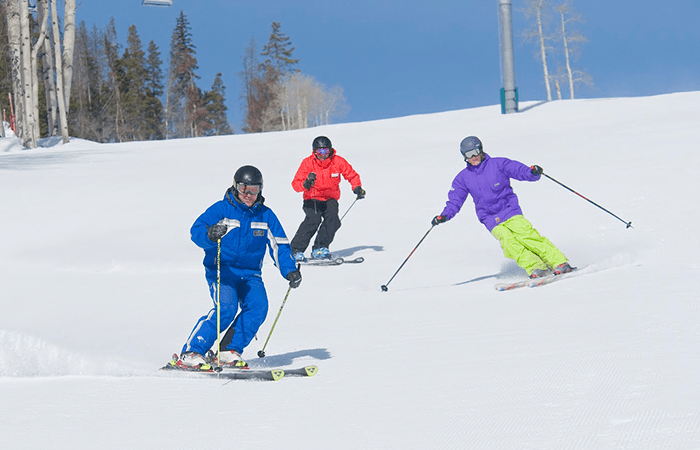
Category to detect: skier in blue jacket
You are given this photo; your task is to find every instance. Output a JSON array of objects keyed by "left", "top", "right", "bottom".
[
  {"left": 174, "top": 165, "right": 301, "bottom": 371},
  {"left": 432, "top": 136, "right": 573, "bottom": 279}
]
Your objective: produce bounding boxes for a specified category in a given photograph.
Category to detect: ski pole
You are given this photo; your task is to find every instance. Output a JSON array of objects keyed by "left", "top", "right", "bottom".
[
  {"left": 542, "top": 172, "right": 633, "bottom": 229},
  {"left": 339, "top": 198, "right": 358, "bottom": 222},
  {"left": 257, "top": 286, "right": 292, "bottom": 358},
  {"left": 381, "top": 225, "right": 435, "bottom": 292},
  {"left": 257, "top": 264, "right": 300, "bottom": 358},
  {"left": 215, "top": 239, "right": 222, "bottom": 372}
]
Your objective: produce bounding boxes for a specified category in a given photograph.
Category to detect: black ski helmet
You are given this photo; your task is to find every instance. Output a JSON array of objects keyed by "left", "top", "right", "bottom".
[
  {"left": 312, "top": 136, "right": 332, "bottom": 150},
  {"left": 234, "top": 165, "right": 263, "bottom": 187},
  {"left": 460, "top": 136, "right": 483, "bottom": 160}
]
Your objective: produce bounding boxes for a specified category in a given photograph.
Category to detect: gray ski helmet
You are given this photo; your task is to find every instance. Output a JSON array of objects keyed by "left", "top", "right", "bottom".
[
  {"left": 460, "top": 136, "right": 483, "bottom": 160},
  {"left": 234, "top": 165, "right": 263, "bottom": 187},
  {"left": 312, "top": 136, "right": 332, "bottom": 150}
]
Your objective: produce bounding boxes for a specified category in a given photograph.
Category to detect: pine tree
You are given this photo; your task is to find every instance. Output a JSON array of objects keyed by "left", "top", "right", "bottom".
[
  {"left": 103, "top": 17, "right": 124, "bottom": 141},
  {"left": 120, "top": 24, "right": 148, "bottom": 141},
  {"left": 244, "top": 21, "right": 299, "bottom": 133},
  {"left": 166, "top": 11, "right": 201, "bottom": 138},
  {"left": 260, "top": 21, "right": 299, "bottom": 76},
  {"left": 143, "top": 40, "right": 164, "bottom": 140},
  {"left": 68, "top": 22, "right": 109, "bottom": 142},
  {"left": 202, "top": 72, "right": 232, "bottom": 136}
]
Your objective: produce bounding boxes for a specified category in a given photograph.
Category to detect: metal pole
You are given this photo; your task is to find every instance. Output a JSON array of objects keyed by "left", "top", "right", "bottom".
[
  {"left": 499, "top": 0, "right": 518, "bottom": 114},
  {"left": 542, "top": 173, "right": 633, "bottom": 229},
  {"left": 380, "top": 225, "right": 435, "bottom": 292}
]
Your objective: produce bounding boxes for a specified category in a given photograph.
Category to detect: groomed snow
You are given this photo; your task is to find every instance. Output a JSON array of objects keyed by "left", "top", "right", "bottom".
[{"left": 1, "top": 92, "right": 699, "bottom": 449}]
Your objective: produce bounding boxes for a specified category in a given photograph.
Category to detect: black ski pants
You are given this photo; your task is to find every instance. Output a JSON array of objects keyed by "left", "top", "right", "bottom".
[{"left": 290, "top": 199, "right": 341, "bottom": 253}]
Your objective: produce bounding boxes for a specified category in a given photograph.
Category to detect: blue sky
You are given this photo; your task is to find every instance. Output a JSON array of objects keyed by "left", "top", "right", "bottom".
[{"left": 75, "top": 0, "right": 700, "bottom": 131}]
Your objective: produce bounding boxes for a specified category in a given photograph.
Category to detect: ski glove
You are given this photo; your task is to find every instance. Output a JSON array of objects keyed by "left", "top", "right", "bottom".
[
  {"left": 286, "top": 270, "right": 302, "bottom": 289},
  {"left": 531, "top": 165, "right": 543, "bottom": 176},
  {"left": 353, "top": 186, "right": 366, "bottom": 199},
  {"left": 303, "top": 172, "right": 317, "bottom": 190},
  {"left": 431, "top": 215, "right": 447, "bottom": 226},
  {"left": 207, "top": 224, "right": 227, "bottom": 241}
]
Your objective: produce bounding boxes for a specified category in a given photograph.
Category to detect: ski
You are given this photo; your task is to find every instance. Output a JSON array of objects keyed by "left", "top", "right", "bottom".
[
  {"left": 160, "top": 354, "right": 318, "bottom": 381},
  {"left": 299, "top": 256, "right": 364, "bottom": 266},
  {"left": 494, "top": 266, "right": 584, "bottom": 291},
  {"left": 494, "top": 279, "right": 531, "bottom": 291},
  {"left": 279, "top": 365, "right": 319, "bottom": 377},
  {"left": 160, "top": 363, "right": 285, "bottom": 381},
  {"left": 526, "top": 266, "right": 585, "bottom": 288}
]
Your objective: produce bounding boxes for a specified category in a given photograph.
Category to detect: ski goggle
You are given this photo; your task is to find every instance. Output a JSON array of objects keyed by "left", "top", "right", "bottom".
[
  {"left": 462, "top": 148, "right": 483, "bottom": 159},
  {"left": 314, "top": 147, "right": 330, "bottom": 155},
  {"left": 236, "top": 183, "right": 261, "bottom": 196}
]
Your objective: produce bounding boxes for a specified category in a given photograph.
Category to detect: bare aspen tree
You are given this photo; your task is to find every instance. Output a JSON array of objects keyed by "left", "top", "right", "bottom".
[
  {"left": 20, "top": 0, "right": 38, "bottom": 147},
  {"left": 61, "top": 0, "right": 76, "bottom": 112},
  {"left": 319, "top": 85, "right": 348, "bottom": 126},
  {"left": 31, "top": 0, "right": 49, "bottom": 140},
  {"left": 272, "top": 73, "right": 348, "bottom": 131},
  {"left": 6, "top": 0, "right": 23, "bottom": 138},
  {"left": 42, "top": 33, "right": 58, "bottom": 135},
  {"left": 554, "top": 1, "right": 591, "bottom": 99},
  {"left": 522, "top": 0, "right": 553, "bottom": 101},
  {"left": 50, "top": 0, "right": 68, "bottom": 143},
  {"left": 554, "top": 77, "right": 562, "bottom": 100}
]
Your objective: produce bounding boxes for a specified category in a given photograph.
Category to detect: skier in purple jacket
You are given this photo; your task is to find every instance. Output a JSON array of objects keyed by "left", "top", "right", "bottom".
[{"left": 432, "top": 136, "right": 573, "bottom": 278}]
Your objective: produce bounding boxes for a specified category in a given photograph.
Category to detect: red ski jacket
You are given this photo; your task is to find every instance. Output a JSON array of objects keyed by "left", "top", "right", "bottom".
[{"left": 291, "top": 149, "right": 362, "bottom": 201}]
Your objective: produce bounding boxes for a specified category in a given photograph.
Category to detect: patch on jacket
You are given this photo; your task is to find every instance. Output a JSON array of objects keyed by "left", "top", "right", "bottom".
[
  {"left": 331, "top": 173, "right": 339, "bottom": 178},
  {"left": 253, "top": 230, "right": 265, "bottom": 237}
]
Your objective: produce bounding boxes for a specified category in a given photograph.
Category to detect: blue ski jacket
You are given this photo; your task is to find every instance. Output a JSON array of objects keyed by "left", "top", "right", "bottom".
[
  {"left": 190, "top": 189, "right": 296, "bottom": 282},
  {"left": 440, "top": 153, "right": 540, "bottom": 231}
]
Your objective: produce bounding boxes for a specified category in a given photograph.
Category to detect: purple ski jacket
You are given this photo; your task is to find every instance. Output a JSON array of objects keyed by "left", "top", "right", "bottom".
[{"left": 440, "top": 153, "right": 540, "bottom": 231}]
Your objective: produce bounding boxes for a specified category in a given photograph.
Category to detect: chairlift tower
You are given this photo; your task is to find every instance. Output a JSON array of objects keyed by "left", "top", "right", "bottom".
[
  {"left": 142, "top": 0, "right": 173, "bottom": 6},
  {"left": 498, "top": 0, "right": 518, "bottom": 114}
]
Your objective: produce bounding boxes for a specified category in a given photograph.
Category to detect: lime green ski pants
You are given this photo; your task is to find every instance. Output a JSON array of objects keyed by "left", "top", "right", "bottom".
[{"left": 490, "top": 215, "right": 568, "bottom": 275}]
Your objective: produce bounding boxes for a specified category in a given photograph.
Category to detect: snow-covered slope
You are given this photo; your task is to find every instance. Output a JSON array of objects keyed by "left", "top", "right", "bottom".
[{"left": 1, "top": 92, "right": 699, "bottom": 449}]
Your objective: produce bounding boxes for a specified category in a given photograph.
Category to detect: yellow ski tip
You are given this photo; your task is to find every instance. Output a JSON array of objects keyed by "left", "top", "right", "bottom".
[
  {"left": 271, "top": 369, "right": 285, "bottom": 381},
  {"left": 304, "top": 365, "right": 319, "bottom": 377}
]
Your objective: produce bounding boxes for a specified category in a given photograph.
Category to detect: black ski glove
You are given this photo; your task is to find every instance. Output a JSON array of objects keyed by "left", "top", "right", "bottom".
[
  {"left": 353, "top": 186, "right": 366, "bottom": 199},
  {"left": 531, "top": 165, "right": 543, "bottom": 176},
  {"left": 207, "top": 224, "right": 227, "bottom": 241},
  {"left": 286, "top": 270, "right": 302, "bottom": 289},
  {"left": 431, "top": 215, "right": 447, "bottom": 226},
  {"left": 303, "top": 172, "right": 317, "bottom": 190}
]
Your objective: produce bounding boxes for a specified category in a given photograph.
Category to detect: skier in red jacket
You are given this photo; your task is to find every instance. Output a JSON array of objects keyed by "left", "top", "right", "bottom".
[{"left": 290, "top": 136, "right": 365, "bottom": 261}]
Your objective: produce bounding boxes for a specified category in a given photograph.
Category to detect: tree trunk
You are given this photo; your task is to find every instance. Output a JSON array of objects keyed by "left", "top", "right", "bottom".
[
  {"left": 20, "top": 0, "right": 37, "bottom": 147},
  {"left": 31, "top": 0, "right": 49, "bottom": 139},
  {"left": 61, "top": 0, "right": 76, "bottom": 112},
  {"left": 42, "top": 35, "right": 58, "bottom": 135},
  {"left": 50, "top": 0, "right": 69, "bottom": 143},
  {"left": 535, "top": 2, "right": 552, "bottom": 101},
  {"left": 6, "top": 0, "right": 23, "bottom": 137},
  {"left": 559, "top": 10, "right": 575, "bottom": 99}
]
